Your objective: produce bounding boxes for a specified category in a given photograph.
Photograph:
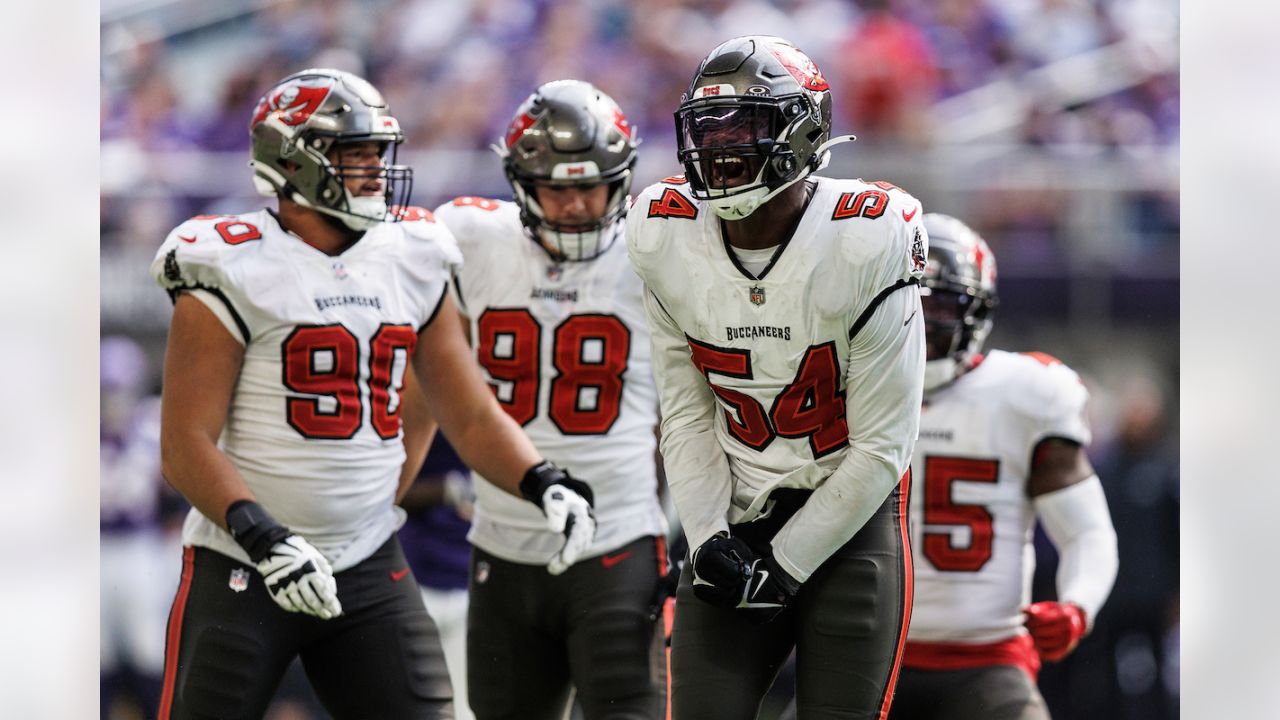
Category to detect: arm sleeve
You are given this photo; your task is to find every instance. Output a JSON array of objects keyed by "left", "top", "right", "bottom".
[
  {"left": 644, "top": 288, "right": 733, "bottom": 552},
  {"left": 1033, "top": 475, "right": 1118, "bottom": 631},
  {"left": 770, "top": 283, "right": 925, "bottom": 582}
]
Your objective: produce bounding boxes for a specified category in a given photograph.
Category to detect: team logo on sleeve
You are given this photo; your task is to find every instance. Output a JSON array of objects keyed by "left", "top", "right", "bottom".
[
  {"left": 911, "top": 227, "right": 927, "bottom": 272},
  {"left": 749, "top": 285, "right": 766, "bottom": 306},
  {"left": 228, "top": 568, "right": 250, "bottom": 593},
  {"left": 163, "top": 248, "right": 182, "bottom": 282}
]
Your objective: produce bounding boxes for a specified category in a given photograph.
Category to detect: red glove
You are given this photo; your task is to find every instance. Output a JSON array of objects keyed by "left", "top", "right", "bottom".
[{"left": 1022, "top": 601, "right": 1086, "bottom": 661}]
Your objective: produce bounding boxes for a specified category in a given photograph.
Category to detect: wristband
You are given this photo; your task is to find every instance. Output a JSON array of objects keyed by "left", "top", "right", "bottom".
[
  {"left": 519, "top": 461, "right": 595, "bottom": 508},
  {"left": 225, "top": 499, "right": 291, "bottom": 564}
]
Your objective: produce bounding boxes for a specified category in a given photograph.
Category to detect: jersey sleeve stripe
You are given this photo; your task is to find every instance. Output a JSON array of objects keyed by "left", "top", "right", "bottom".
[
  {"left": 847, "top": 277, "right": 919, "bottom": 342},
  {"left": 170, "top": 284, "right": 251, "bottom": 344},
  {"left": 452, "top": 275, "right": 467, "bottom": 315},
  {"left": 419, "top": 282, "right": 450, "bottom": 333}
]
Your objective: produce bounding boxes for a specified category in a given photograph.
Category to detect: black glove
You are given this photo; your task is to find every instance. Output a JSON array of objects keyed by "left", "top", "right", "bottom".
[
  {"left": 689, "top": 532, "right": 756, "bottom": 607},
  {"left": 737, "top": 555, "right": 800, "bottom": 625}
]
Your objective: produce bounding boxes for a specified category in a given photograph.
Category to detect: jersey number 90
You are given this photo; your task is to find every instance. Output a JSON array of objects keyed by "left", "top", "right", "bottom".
[{"left": 281, "top": 324, "right": 417, "bottom": 440}]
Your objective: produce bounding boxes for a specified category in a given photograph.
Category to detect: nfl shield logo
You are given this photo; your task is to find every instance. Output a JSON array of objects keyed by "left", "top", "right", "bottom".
[
  {"left": 229, "top": 568, "right": 250, "bottom": 593},
  {"left": 546, "top": 264, "right": 563, "bottom": 281},
  {"left": 475, "top": 560, "right": 491, "bottom": 585},
  {"left": 749, "top": 285, "right": 766, "bottom": 306}
]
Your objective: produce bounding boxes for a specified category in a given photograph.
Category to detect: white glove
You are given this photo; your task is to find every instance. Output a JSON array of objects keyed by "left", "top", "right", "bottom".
[
  {"left": 257, "top": 535, "right": 343, "bottom": 619},
  {"left": 541, "top": 484, "right": 597, "bottom": 575},
  {"left": 519, "top": 461, "right": 597, "bottom": 575}
]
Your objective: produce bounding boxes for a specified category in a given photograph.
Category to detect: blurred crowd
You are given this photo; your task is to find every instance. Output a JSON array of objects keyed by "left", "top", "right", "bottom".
[{"left": 100, "top": 0, "right": 1179, "bottom": 251}]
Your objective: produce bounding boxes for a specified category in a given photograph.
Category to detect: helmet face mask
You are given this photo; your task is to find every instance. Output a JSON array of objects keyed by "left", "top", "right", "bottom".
[
  {"left": 497, "top": 80, "right": 638, "bottom": 262},
  {"left": 920, "top": 213, "right": 999, "bottom": 392},
  {"left": 675, "top": 36, "right": 839, "bottom": 220},
  {"left": 249, "top": 69, "right": 413, "bottom": 232}
]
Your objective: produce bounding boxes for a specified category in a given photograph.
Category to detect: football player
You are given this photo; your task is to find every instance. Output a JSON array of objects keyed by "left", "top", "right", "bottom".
[
  {"left": 150, "top": 68, "right": 596, "bottom": 720},
  {"left": 888, "top": 214, "right": 1119, "bottom": 720},
  {"left": 434, "top": 79, "right": 668, "bottom": 720},
  {"left": 627, "top": 36, "right": 926, "bottom": 719}
]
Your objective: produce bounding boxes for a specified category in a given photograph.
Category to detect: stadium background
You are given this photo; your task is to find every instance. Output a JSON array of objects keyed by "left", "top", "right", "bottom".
[{"left": 98, "top": 0, "right": 1179, "bottom": 718}]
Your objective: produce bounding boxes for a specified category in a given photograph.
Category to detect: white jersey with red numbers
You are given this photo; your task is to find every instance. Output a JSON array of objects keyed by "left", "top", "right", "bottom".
[
  {"left": 435, "top": 197, "right": 666, "bottom": 565},
  {"left": 626, "top": 175, "right": 927, "bottom": 581},
  {"left": 907, "top": 349, "right": 1091, "bottom": 643},
  {"left": 150, "top": 207, "right": 460, "bottom": 572}
]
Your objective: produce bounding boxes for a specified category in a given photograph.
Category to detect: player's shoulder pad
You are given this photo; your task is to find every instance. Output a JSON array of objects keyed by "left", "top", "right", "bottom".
[
  {"left": 150, "top": 211, "right": 268, "bottom": 293},
  {"left": 823, "top": 178, "right": 926, "bottom": 281},
  {"left": 392, "top": 210, "right": 463, "bottom": 277},
  {"left": 633, "top": 177, "right": 700, "bottom": 221},
  {"left": 988, "top": 349, "right": 1090, "bottom": 424},
  {"left": 434, "top": 196, "right": 520, "bottom": 252},
  {"left": 627, "top": 179, "right": 699, "bottom": 263}
]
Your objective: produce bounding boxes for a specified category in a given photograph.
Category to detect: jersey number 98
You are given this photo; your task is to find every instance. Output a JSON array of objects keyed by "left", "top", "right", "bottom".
[{"left": 476, "top": 309, "right": 631, "bottom": 435}]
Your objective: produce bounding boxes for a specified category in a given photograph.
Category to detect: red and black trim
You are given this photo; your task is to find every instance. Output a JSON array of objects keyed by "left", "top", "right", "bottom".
[
  {"left": 848, "top": 277, "right": 919, "bottom": 341},
  {"left": 158, "top": 546, "right": 196, "bottom": 720},
  {"left": 874, "top": 469, "right": 914, "bottom": 720}
]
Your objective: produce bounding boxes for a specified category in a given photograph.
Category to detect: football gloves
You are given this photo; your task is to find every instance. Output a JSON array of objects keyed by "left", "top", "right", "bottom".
[
  {"left": 690, "top": 532, "right": 800, "bottom": 623},
  {"left": 226, "top": 500, "right": 343, "bottom": 620},
  {"left": 1023, "top": 601, "right": 1086, "bottom": 661},
  {"left": 520, "top": 461, "right": 597, "bottom": 575}
]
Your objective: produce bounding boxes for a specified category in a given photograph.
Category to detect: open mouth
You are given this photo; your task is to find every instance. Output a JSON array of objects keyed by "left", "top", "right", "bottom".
[{"left": 707, "top": 155, "right": 753, "bottom": 188}]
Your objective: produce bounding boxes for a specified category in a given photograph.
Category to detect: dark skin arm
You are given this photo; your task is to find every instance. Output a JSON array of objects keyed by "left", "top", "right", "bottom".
[{"left": 1027, "top": 437, "right": 1095, "bottom": 498}]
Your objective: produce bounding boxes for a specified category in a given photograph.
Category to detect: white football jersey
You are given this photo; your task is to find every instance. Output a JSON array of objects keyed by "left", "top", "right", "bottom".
[
  {"left": 907, "top": 349, "right": 1091, "bottom": 643},
  {"left": 627, "top": 176, "right": 927, "bottom": 581},
  {"left": 435, "top": 197, "right": 665, "bottom": 565},
  {"left": 151, "top": 208, "right": 460, "bottom": 571}
]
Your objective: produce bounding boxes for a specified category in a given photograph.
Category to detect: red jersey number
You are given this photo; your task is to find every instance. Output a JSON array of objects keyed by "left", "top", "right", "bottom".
[
  {"left": 282, "top": 324, "right": 418, "bottom": 440},
  {"left": 921, "top": 456, "right": 1001, "bottom": 572},
  {"left": 687, "top": 339, "right": 848, "bottom": 457},
  {"left": 476, "top": 309, "right": 631, "bottom": 433}
]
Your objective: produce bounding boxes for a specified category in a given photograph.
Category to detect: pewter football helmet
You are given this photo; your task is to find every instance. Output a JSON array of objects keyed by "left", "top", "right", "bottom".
[
  {"left": 249, "top": 68, "right": 412, "bottom": 231},
  {"left": 496, "top": 80, "right": 638, "bottom": 261},
  {"left": 675, "top": 36, "right": 853, "bottom": 220},
  {"left": 920, "top": 213, "right": 998, "bottom": 392}
]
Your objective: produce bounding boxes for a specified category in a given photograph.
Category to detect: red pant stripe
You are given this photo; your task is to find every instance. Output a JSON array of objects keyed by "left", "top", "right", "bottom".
[
  {"left": 878, "top": 469, "right": 915, "bottom": 720},
  {"left": 157, "top": 546, "right": 196, "bottom": 720}
]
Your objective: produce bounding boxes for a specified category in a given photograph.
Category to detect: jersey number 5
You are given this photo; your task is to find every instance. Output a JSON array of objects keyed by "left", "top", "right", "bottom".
[
  {"left": 282, "top": 324, "right": 418, "bottom": 440},
  {"left": 921, "top": 456, "right": 1001, "bottom": 572},
  {"left": 476, "top": 309, "right": 631, "bottom": 435},
  {"left": 687, "top": 338, "right": 848, "bottom": 458}
]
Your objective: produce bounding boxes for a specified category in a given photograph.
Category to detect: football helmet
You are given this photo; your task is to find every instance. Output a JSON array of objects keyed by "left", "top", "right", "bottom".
[
  {"left": 495, "top": 80, "right": 638, "bottom": 261},
  {"left": 920, "top": 213, "right": 998, "bottom": 392},
  {"left": 249, "top": 68, "right": 412, "bottom": 232},
  {"left": 675, "top": 35, "right": 854, "bottom": 220}
]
